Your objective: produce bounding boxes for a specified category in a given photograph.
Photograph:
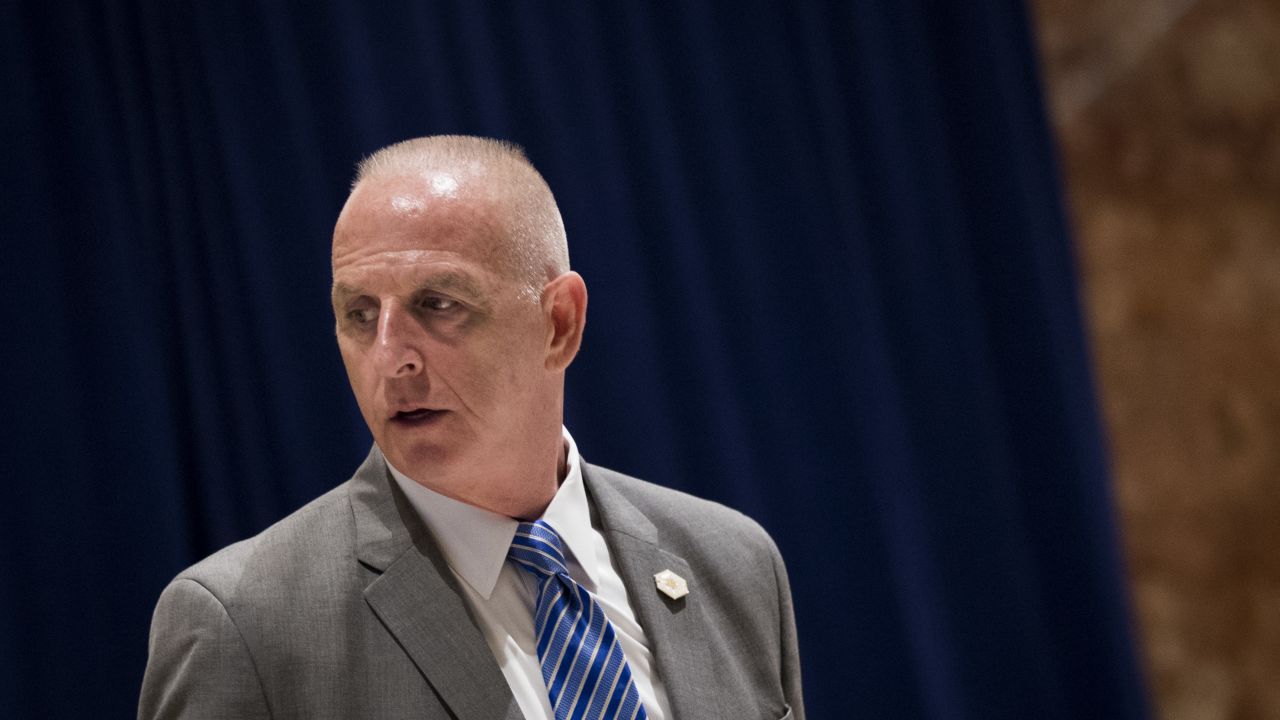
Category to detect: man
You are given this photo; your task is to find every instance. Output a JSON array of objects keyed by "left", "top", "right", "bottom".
[{"left": 139, "top": 136, "right": 803, "bottom": 719}]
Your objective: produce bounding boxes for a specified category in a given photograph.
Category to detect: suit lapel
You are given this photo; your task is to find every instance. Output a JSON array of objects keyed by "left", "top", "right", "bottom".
[
  {"left": 583, "top": 463, "right": 724, "bottom": 720},
  {"left": 348, "top": 447, "right": 523, "bottom": 720}
]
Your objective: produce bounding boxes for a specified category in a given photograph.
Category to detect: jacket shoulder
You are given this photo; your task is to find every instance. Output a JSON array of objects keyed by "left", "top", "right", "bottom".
[
  {"left": 171, "top": 481, "right": 357, "bottom": 606},
  {"left": 583, "top": 462, "right": 781, "bottom": 561}
]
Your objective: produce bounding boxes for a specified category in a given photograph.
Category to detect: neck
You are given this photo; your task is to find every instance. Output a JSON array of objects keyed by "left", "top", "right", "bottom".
[{"left": 508, "top": 440, "right": 568, "bottom": 520}]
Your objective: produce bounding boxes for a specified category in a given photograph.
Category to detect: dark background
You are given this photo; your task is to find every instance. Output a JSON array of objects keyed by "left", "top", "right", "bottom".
[{"left": 0, "top": 2, "right": 1149, "bottom": 718}]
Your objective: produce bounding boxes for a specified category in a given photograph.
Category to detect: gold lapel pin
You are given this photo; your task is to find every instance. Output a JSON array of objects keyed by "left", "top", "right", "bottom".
[{"left": 653, "top": 569, "right": 689, "bottom": 600}]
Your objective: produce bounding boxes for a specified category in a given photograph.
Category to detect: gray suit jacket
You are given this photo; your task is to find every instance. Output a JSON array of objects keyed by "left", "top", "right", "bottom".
[{"left": 139, "top": 447, "right": 804, "bottom": 719}]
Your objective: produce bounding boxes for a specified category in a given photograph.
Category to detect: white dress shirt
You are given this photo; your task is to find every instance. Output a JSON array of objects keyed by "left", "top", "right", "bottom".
[{"left": 386, "top": 428, "right": 673, "bottom": 720}]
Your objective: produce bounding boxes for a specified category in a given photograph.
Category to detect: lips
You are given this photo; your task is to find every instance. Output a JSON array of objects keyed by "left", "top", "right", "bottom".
[{"left": 390, "top": 407, "right": 444, "bottom": 426}]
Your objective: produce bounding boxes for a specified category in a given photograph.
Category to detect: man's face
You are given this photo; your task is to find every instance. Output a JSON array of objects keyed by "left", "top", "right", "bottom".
[{"left": 331, "top": 171, "right": 556, "bottom": 495}]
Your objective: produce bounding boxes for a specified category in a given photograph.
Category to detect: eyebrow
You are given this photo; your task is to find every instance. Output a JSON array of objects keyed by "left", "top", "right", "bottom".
[
  {"left": 330, "top": 283, "right": 362, "bottom": 306},
  {"left": 331, "top": 271, "right": 487, "bottom": 305},
  {"left": 413, "top": 271, "right": 485, "bottom": 299}
]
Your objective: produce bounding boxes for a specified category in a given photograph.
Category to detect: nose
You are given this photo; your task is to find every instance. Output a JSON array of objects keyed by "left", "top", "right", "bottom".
[{"left": 371, "top": 300, "right": 425, "bottom": 378}]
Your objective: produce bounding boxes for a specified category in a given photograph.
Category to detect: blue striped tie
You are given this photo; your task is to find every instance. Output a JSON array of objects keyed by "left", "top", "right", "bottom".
[{"left": 508, "top": 520, "right": 649, "bottom": 720}]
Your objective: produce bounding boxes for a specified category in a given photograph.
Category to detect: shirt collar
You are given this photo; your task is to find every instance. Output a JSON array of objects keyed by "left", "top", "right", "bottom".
[{"left": 384, "top": 427, "right": 599, "bottom": 600}]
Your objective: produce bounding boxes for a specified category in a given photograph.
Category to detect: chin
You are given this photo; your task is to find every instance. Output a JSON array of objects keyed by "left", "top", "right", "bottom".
[{"left": 386, "top": 435, "right": 466, "bottom": 477}]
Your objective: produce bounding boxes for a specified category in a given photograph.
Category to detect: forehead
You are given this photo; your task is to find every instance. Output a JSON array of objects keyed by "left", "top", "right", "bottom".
[{"left": 333, "top": 171, "right": 515, "bottom": 269}]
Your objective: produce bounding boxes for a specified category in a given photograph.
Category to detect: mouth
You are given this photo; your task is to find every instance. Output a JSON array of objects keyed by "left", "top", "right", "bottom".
[{"left": 389, "top": 408, "right": 445, "bottom": 426}]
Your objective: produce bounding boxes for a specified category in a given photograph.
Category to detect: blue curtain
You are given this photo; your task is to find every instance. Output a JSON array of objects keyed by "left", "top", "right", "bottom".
[{"left": 0, "top": 2, "right": 1149, "bottom": 718}]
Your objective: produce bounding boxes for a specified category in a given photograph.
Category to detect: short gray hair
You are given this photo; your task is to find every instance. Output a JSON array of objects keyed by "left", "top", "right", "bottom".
[{"left": 351, "top": 136, "right": 569, "bottom": 298}]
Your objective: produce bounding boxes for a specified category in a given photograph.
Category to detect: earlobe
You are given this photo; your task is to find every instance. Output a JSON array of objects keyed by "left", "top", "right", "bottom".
[{"left": 543, "top": 272, "right": 588, "bottom": 371}]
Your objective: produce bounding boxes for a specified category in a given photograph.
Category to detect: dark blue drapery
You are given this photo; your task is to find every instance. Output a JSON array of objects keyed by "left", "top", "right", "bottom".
[{"left": 0, "top": 2, "right": 1149, "bottom": 718}]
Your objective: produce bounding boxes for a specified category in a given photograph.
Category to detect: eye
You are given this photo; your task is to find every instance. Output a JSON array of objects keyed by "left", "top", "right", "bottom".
[
  {"left": 346, "top": 307, "right": 378, "bottom": 325},
  {"left": 420, "top": 295, "right": 459, "bottom": 312}
]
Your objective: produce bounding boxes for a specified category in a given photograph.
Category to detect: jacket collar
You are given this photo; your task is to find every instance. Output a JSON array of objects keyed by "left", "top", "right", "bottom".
[
  {"left": 348, "top": 445, "right": 524, "bottom": 720},
  {"left": 347, "top": 447, "right": 724, "bottom": 720},
  {"left": 581, "top": 462, "right": 724, "bottom": 720}
]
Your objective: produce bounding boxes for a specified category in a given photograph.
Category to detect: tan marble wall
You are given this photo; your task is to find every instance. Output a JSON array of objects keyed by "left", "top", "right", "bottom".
[{"left": 1030, "top": 0, "right": 1280, "bottom": 718}]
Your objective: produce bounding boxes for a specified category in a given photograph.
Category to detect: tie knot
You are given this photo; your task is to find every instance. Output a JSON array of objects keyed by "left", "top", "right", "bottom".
[{"left": 509, "top": 520, "right": 570, "bottom": 579}]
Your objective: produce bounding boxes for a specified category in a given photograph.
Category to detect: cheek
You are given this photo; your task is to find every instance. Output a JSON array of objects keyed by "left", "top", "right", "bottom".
[
  {"left": 442, "top": 349, "right": 506, "bottom": 403},
  {"left": 338, "top": 343, "right": 379, "bottom": 407},
  {"left": 337, "top": 341, "right": 361, "bottom": 381},
  {"left": 444, "top": 329, "right": 544, "bottom": 403}
]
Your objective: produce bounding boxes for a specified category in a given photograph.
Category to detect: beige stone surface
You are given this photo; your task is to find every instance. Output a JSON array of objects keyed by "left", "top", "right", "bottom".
[{"left": 1030, "top": 0, "right": 1280, "bottom": 718}]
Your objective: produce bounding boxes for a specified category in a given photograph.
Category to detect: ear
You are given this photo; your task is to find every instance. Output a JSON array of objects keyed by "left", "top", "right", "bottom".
[{"left": 542, "top": 271, "right": 588, "bottom": 371}]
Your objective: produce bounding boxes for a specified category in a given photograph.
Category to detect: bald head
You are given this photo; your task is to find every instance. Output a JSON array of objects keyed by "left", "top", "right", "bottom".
[{"left": 344, "top": 136, "right": 569, "bottom": 297}]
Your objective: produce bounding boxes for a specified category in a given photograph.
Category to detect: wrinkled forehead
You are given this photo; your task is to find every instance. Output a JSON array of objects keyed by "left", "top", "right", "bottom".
[{"left": 333, "top": 170, "right": 517, "bottom": 265}]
